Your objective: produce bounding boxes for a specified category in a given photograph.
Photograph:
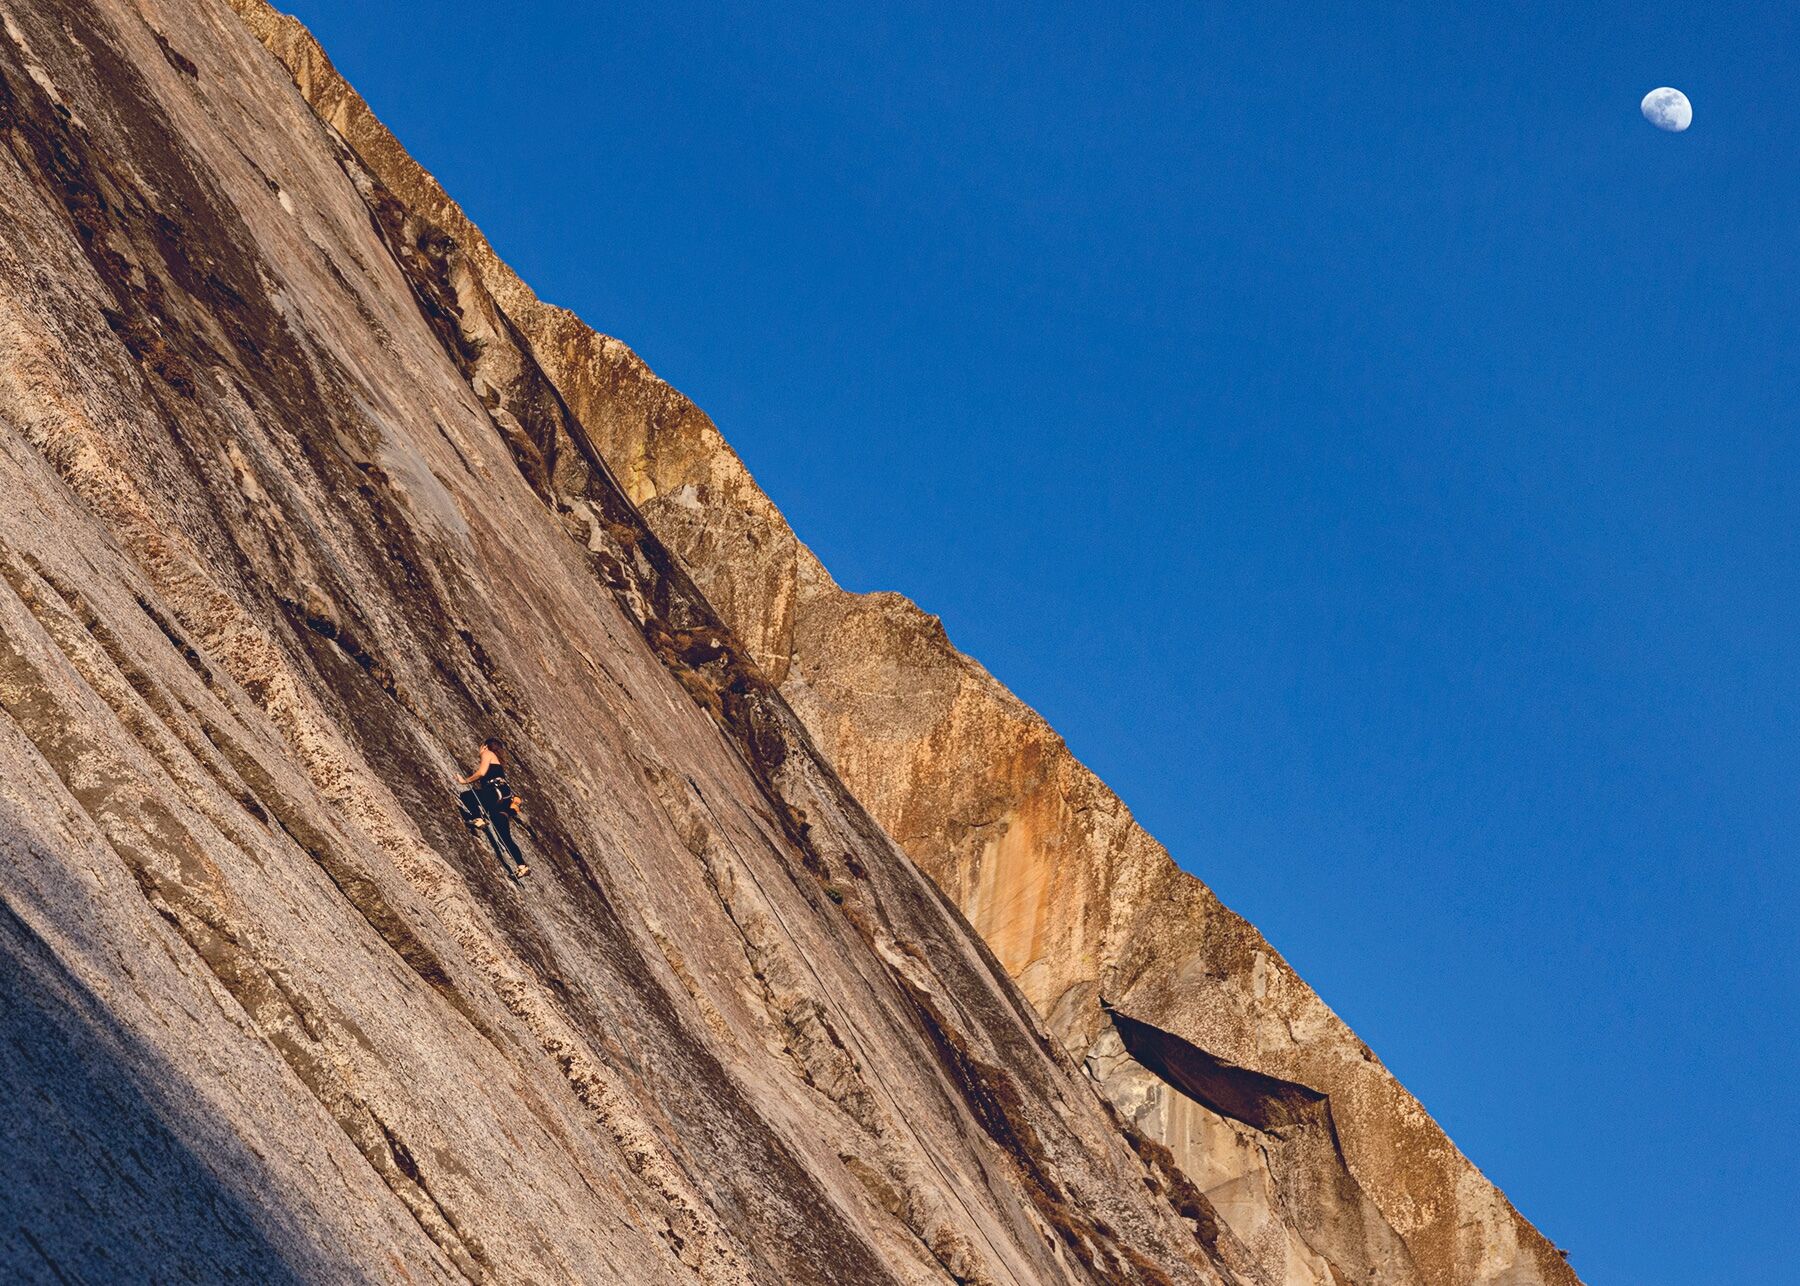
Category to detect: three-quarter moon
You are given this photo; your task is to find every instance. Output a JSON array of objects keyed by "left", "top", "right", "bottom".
[{"left": 1641, "top": 87, "right": 1693, "bottom": 132}]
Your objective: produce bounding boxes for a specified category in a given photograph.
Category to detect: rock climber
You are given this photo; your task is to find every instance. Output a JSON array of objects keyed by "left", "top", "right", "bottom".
[{"left": 458, "top": 737, "right": 529, "bottom": 880}]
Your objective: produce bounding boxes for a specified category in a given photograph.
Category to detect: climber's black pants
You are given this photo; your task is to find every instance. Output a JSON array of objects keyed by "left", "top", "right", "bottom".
[{"left": 460, "top": 787, "right": 523, "bottom": 874}]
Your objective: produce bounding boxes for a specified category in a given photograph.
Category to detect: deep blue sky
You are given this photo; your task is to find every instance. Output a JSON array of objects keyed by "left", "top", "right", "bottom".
[{"left": 279, "top": 3, "right": 1795, "bottom": 1280}]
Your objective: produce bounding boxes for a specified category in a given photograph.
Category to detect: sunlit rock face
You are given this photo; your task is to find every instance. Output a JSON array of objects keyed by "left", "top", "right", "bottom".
[
  {"left": 0, "top": 3, "right": 1257, "bottom": 1281},
  {"left": 228, "top": 10, "right": 1579, "bottom": 1286}
]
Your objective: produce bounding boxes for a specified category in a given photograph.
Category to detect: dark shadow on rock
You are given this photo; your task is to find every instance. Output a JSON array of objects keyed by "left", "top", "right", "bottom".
[
  {"left": 1109, "top": 1005, "right": 1423, "bottom": 1286},
  {"left": 0, "top": 895, "right": 332, "bottom": 1284}
]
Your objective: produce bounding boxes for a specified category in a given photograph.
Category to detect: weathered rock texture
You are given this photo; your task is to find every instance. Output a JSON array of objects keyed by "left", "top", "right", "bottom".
[
  {"left": 216, "top": 8, "right": 1580, "bottom": 1286},
  {"left": 0, "top": 2, "right": 1271, "bottom": 1280}
]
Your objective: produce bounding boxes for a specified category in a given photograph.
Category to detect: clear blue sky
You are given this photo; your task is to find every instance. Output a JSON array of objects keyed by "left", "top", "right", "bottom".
[{"left": 279, "top": 3, "right": 1796, "bottom": 1280}]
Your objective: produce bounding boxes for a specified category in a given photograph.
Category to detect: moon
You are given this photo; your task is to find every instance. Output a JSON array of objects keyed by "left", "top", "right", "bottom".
[{"left": 1640, "top": 87, "right": 1693, "bottom": 132}]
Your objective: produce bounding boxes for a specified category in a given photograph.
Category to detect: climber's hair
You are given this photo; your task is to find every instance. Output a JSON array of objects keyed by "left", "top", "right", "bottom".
[{"left": 482, "top": 737, "right": 507, "bottom": 759}]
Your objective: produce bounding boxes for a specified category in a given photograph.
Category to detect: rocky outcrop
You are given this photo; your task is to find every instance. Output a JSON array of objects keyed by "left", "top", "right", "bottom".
[
  {"left": 219, "top": 7, "right": 1580, "bottom": 1285},
  {"left": 0, "top": 2, "right": 1264, "bottom": 1280}
]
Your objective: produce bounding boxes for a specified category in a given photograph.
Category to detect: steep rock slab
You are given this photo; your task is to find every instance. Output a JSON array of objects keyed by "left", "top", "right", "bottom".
[
  {"left": 222, "top": 6, "right": 1579, "bottom": 1284},
  {"left": 0, "top": 1, "right": 1249, "bottom": 1280}
]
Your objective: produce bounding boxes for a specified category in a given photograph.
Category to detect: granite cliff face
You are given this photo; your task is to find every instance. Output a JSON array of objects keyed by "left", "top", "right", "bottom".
[
  {"left": 0, "top": 2, "right": 1266, "bottom": 1280},
  {"left": 0, "top": 2, "right": 1577, "bottom": 1283},
  {"left": 216, "top": 8, "right": 1579, "bottom": 1286}
]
